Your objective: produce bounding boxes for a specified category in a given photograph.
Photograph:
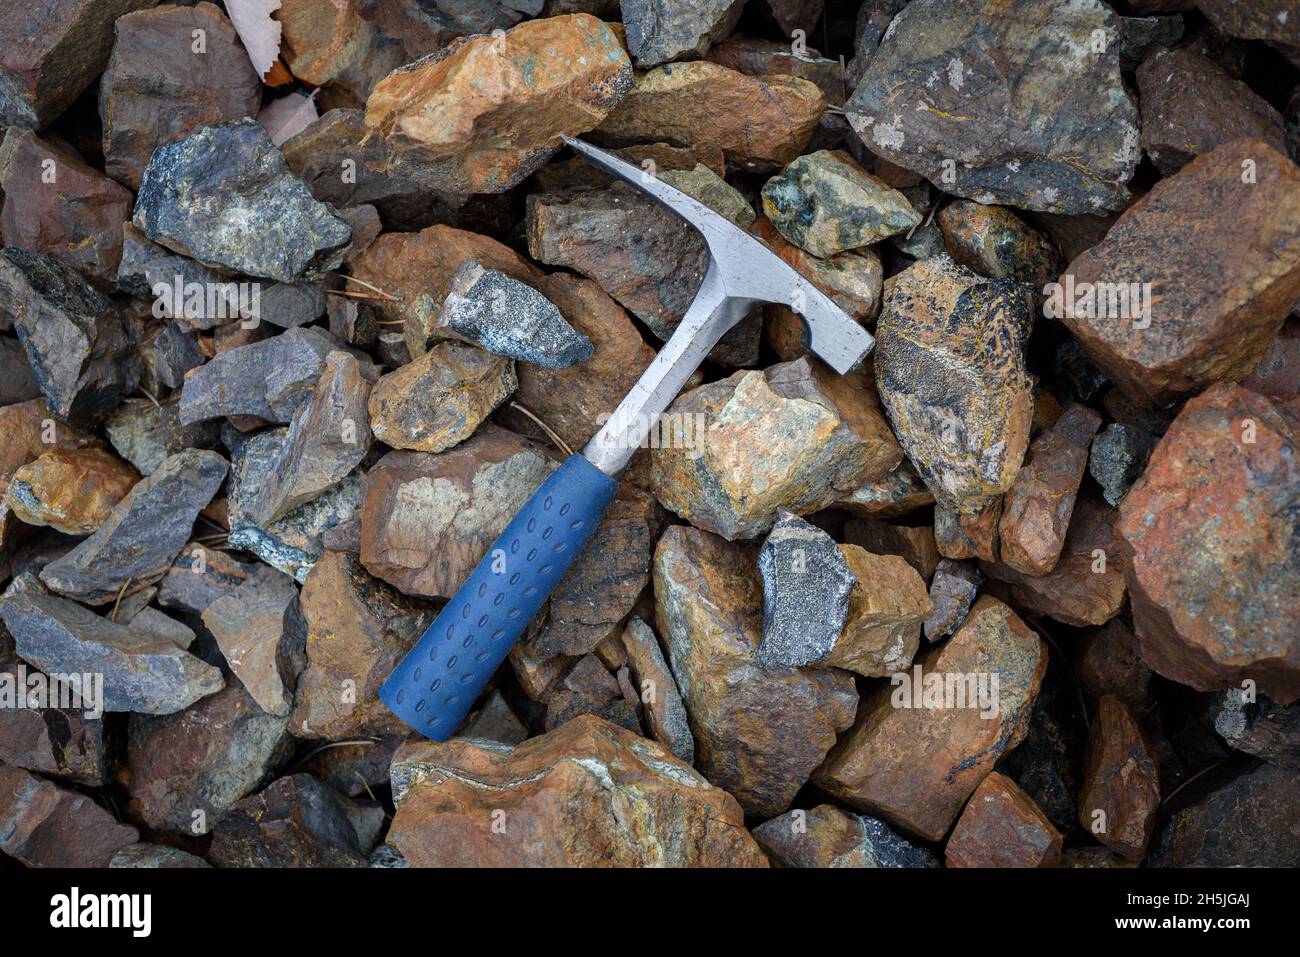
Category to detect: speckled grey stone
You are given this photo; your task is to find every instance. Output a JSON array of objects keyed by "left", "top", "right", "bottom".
[
  {"left": 0, "top": 592, "right": 224, "bottom": 715},
  {"left": 133, "top": 118, "right": 351, "bottom": 283},
  {"left": 1088, "top": 422, "right": 1158, "bottom": 506},
  {"left": 756, "top": 512, "right": 855, "bottom": 669},
  {"left": 1212, "top": 688, "right": 1300, "bottom": 769},
  {"left": 621, "top": 616, "right": 694, "bottom": 764},
  {"left": 39, "top": 450, "right": 229, "bottom": 605},
  {"left": 369, "top": 844, "right": 410, "bottom": 868},
  {"left": 923, "top": 558, "right": 981, "bottom": 642},
  {"left": 437, "top": 260, "right": 593, "bottom": 369},
  {"left": 110, "top": 843, "right": 211, "bottom": 868},
  {"left": 621, "top": 0, "right": 745, "bottom": 68},
  {"left": 0, "top": 248, "right": 140, "bottom": 428},
  {"left": 752, "top": 804, "right": 940, "bottom": 868},
  {"left": 105, "top": 402, "right": 220, "bottom": 477}
]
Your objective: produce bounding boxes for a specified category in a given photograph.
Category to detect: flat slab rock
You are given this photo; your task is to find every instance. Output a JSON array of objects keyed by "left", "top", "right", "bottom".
[
  {"left": 654, "top": 525, "right": 858, "bottom": 817},
  {"left": 1117, "top": 383, "right": 1300, "bottom": 703},
  {"left": 1079, "top": 695, "right": 1161, "bottom": 861},
  {"left": 622, "top": 0, "right": 744, "bottom": 68},
  {"left": 945, "top": 771, "right": 1063, "bottom": 868},
  {"left": 752, "top": 804, "right": 939, "bottom": 868},
  {"left": 0, "top": 592, "right": 224, "bottom": 715},
  {"left": 134, "top": 118, "right": 351, "bottom": 283},
  {"left": 813, "top": 595, "right": 1047, "bottom": 842},
  {"left": 210, "top": 773, "right": 368, "bottom": 868},
  {"left": 387, "top": 715, "right": 768, "bottom": 867},
  {"left": 0, "top": 764, "right": 138, "bottom": 868},
  {"left": 846, "top": 0, "right": 1139, "bottom": 213}
]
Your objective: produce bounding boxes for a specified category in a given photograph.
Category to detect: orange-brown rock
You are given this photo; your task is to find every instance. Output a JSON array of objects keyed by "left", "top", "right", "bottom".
[
  {"left": 933, "top": 499, "right": 1001, "bottom": 563},
  {"left": 843, "top": 518, "right": 940, "bottom": 580},
  {"left": 277, "top": 0, "right": 405, "bottom": 108},
  {"left": 290, "top": 551, "right": 435, "bottom": 739},
  {"left": 367, "top": 341, "right": 516, "bottom": 453},
  {"left": 7, "top": 446, "right": 137, "bottom": 535},
  {"left": 347, "top": 224, "right": 543, "bottom": 360},
  {"left": 649, "top": 356, "right": 902, "bottom": 540},
  {"left": 387, "top": 715, "right": 768, "bottom": 867},
  {"left": 937, "top": 200, "right": 1063, "bottom": 287},
  {"left": 0, "top": 764, "right": 138, "bottom": 868},
  {"left": 813, "top": 596, "right": 1047, "bottom": 842},
  {"left": 1072, "top": 619, "right": 1152, "bottom": 708},
  {"left": 1117, "top": 383, "right": 1300, "bottom": 702},
  {"left": 828, "top": 546, "right": 930, "bottom": 678},
  {"left": 751, "top": 804, "right": 939, "bottom": 868},
  {"left": 0, "top": 129, "right": 133, "bottom": 286},
  {"left": 1056, "top": 139, "right": 1300, "bottom": 405},
  {"left": 981, "top": 494, "right": 1127, "bottom": 628},
  {"left": 359, "top": 426, "right": 557, "bottom": 599},
  {"left": 364, "top": 14, "right": 633, "bottom": 194},
  {"left": 945, "top": 771, "right": 1063, "bottom": 868},
  {"left": 654, "top": 525, "right": 858, "bottom": 816},
  {"left": 835, "top": 460, "right": 934, "bottom": 519},
  {"left": 1078, "top": 695, "right": 1160, "bottom": 862},
  {"left": 0, "top": 399, "right": 101, "bottom": 546},
  {"left": 998, "top": 404, "right": 1102, "bottom": 575},
  {"left": 597, "top": 60, "right": 825, "bottom": 170},
  {"left": 498, "top": 273, "right": 656, "bottom": 451}
]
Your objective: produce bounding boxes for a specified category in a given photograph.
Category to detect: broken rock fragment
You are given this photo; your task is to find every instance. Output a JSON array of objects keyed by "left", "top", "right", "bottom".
[
  {"left": 367, "top": 341, "right": 515, "bottom": 453},
  {"left": 923, "top": 558, "right": 981, "bottom": 643},
  {"left": 134, "top": 119, "right": 351, "bottom": 283},
  {"left": 0, "top": 0, "right": 159, "bottom": 129},
  {"left": 755, "top": 512, "right": 855, "bottom": 670},
  {"left": 832, "top": 547, "right": 930, "bottom": 678},
  {"left": 210, "top": 773, "right": 367, "bottom": 868},
  {"left": 650, "top": 356, "right": 902, "bottom": 540},
  {"left": 874, "top": 255, "right": 1033, "bottom": 514},
  {"left": 621, "top": 0, "right": 744, "bottom": 68},
  {"left": 388, "top": 715, "right": 767, "bottom": 866},
  {"left": 543, "top": 654, "right": 639, "bottom": 732},
  {"left": 0, "top": 592, "right": 224, "bottom": 715},
  {"left": 290, "top": 551, "right": 434, "bottom": 740},
  {"left": 100, "top": 2, "right": 264, "bottom": 190},
  {"left": 655, "top": 525, "right": 857, "bottom": 816},
  {"left": 0, "top": 129, "right": 134, "bottom": 285},
  {"left": 1057, "top": 139, "right": 1300, "bottom": 405},
  {"left": 365, "top": 14, "right": 633, "bottom": 194},
  {"left": 1088, "top": 423, "right": 1158, "bottom": 507},
  {"left": 937, "top": 200, "right": 1063, "bottom": 287},
  {"left": 0, "top": 659, "right": 107, "bottom": 785},
  {"left": 598, "top": 61, "right": 825, "bottom": 169},
  {"left": 1117, "top": 383, "right": 1300, "bottom": 703},
  {"left": 845, "top": 0, "right": 1139, "bottom": 213},
  {"left": 814, "top": 596, "right": 1047, "bottom": 842},
  {"left": 40, "top": 449, "right": 227, "bottom": 605},
  {"left": 752, "top": 804, "right": 939, "bottom": 868},
  {"left": 110, "top": 843, "right": 210, "bottom": 869},
  {"left": 620, "top": 616, "right": 693, "bottom": 764},
  {"left": 761, "top": 150, "right": 919, "bottom": 256},
  {"left": 436, "top": 260, "right": 592, "bottom": 369},
  {"left": 360, "top": 427, "right": 556, "bottom": 599},
  {"left": 0, "top": 248, "right": 140, "bottom": 428},
  {"left": 1212, "top": 688, "right": 1300, "bottom": 768},
  {"left": 945, "top": 771, "right": 1063, "bottom": 868},
  {"left": 998, "top": 404, "right": 1102, "bottom": 576},
  {"left": 7, "top": 447, "right": 138, "bottom": 535},
  {"left": 835, "top": 460, "right": 933, "bottom": 520},
  {"left": 843, "top": 518, "right": 940, "bottom": 581},
  {"left": 202, "top": 570, "right": 303, "bottom": 716},
  {"left": 1078, "top": 695, "right": 1161, "bottom": 862},
  {"left": 127, "top": 682, "right": 293, "bottom": 834},
  {"left": 0, "top": 764, "right": 138, "bottom": 868}
]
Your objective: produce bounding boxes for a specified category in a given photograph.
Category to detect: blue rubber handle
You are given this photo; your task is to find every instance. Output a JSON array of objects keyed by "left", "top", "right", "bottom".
[{"left": 380, "top": 453, "right": 618, "bottom": 740}]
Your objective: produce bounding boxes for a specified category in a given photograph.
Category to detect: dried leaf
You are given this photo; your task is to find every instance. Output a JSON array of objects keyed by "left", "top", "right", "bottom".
[
  {"left": 259, "top": 90, "right": 319, "bottom": 146},
  {"left": 226, "top": 0, "right": 283, "bottom": 82}
]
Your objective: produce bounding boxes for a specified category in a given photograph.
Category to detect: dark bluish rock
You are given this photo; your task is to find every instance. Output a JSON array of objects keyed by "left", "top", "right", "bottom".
[
  {"left": 923, "top": 558, "right": 981, "bottom": 642},
  {"left": 1088, "top": 422, "right": 1158, "bottom": 506},
  {"left": 133, "top": 119, "right": 351, "bottom": 283},
  {"left": 437, "top": 260, "right": 593, "bottom": 369},
  {"left": 209, "top": 773, "right": 367, "bottom": 868},
  {"left": 1212, "top": 689, "right": 1300, "bottom": 769},
  {"left": 621, "top": 0, "right": 745, "bottom": 68},
  {"left": 756, "top": 512, "right": 855, "bottom": 669}
]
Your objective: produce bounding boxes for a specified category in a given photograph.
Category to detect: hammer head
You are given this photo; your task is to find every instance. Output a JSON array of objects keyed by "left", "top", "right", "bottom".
[{"left": 561, "top": 136, "right": 874, "bottom": 374}]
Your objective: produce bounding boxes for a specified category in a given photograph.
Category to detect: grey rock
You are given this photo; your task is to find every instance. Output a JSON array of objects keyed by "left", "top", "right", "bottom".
[
  {"left": 756, "top": 512, "right": 855, "bottom": 669},
  {"left": 437, "top": 260, "right": 593, "bottom": 369},
  {"left": 621, "top": 616, "right": 694, "bottom": 764},
  {"left": 126, "top": 606, "right": 196, "bottom": 650},
  {"left": 0, "top": 248, "right": 140, "bottom": 427},
  {"left": 209, "top": 773, "right": 367, "bottom": 867},
  {"left": 127, "top": 681, "right": 294, "bottom": 834},
  {"left": 133, "top": 118, "right": 351, "bottom": 283},
  {"left": 621, "top": 0, "right": 745, "bottom": 68},
  {"left": 142, "top": 321, "right": 205, "bottom": 391},
  {"left": 460, "top": 689, "right": 530, "bottom": 747},
  {"left": 105, "top": 401, "right": 221, "bottom": 477},
  {"left": 0, "top": 659, "right": 107, "bottom": 785},
  {"left": 109, "top": 843, "right": 211, "bottom": 868},
  {"left": 0, "top": 335, "right": 40, "bottom": 404},
  {"left": 157, "top": 543, "right": 268, "bottom": 615},
  {"left": 259, "top": 281, "right": 327, "bottom": 329},
  {"left": 40, "top": 450, "right": 228, "bottom": 605},
  {"left": 246, "top": 351, "right": 372, "bottom": 526},
  {"left": 0, "top": 592, "right": 224, "bottom": 715},
  {"left": 846, "top": 0, "right": 1140, "bottom": 213},
  {"left": 179, "top": 326, "right": 376, "bottom": 426},
  {"left": 923, "top": 558, "right": 981, "bottom": 642},
  {"left": 369, "top": 844, "right": 410, "bottom": 868},
  {"left": 1117, "top": 15, "right": 1184, "bottom": 71},
  {"left": 1213, "top": 689, "right": 1300, "bottom": 769},
  {"left": 202, "top": 571, "right": 304, "bottom": 717},
  {"left": 1088, "top": 423, "right": 1158, "bottom": 507},
  {"left": 847, "top": 0, "right": 909, "bottom": 87}
]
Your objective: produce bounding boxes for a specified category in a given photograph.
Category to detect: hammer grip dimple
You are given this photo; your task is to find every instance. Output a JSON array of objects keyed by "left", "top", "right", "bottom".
[{"left": 380, "top": 454, "right": 618, "bottom": 741}]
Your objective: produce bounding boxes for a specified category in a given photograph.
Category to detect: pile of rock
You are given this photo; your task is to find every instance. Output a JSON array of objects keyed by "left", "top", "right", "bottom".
[{"left": 1, "top": 0, "right": 1297, "bottom": 870}]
